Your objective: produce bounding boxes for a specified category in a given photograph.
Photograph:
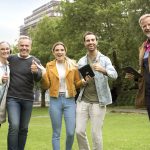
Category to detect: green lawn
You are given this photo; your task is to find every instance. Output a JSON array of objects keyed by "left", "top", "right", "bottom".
[{"left": 0, "top": 107, "right": 150, "bottom": 150}]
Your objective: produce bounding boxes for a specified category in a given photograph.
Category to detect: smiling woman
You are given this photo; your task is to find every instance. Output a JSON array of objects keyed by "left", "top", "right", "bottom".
[
  {"left": 0, "top": 41, "right": 11, "bottom": 126},
  {"left": 41, "top": 41, "right": 85, "bottom": 150}
]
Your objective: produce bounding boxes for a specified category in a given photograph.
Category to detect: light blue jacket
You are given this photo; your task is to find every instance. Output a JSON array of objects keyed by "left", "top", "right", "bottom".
[
  {"left": 0, "top": 63, "right": 10, "bottom": 124},
  {"left": 77, "top": 51, "right": 118, "bottom": 106}
]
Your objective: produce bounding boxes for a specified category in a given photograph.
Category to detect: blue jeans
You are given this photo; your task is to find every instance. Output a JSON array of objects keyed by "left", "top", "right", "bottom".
[
  {"left": 7, "top": 98, "right": 33, "bottom": 150},
  {"left": 49, "top": 95, "right": 76, "bottom": 150}
]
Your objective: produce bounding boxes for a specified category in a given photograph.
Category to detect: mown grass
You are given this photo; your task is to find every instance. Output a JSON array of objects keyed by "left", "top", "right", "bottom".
[{"left": 0, "top": 107, "right": 150, "bottom": 150}]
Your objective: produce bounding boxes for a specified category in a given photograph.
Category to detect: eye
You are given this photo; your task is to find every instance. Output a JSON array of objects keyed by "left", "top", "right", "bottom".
[
  {"left": 54, "top": 49, "right": 59, "bottom": 52},
  {"left": 0, "top": 48, "right": 10, "bottom": 51}
]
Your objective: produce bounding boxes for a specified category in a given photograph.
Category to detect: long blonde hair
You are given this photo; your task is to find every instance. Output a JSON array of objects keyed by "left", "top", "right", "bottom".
[{"left": 52, "top": 42, "right": 77, "bottom": 70}]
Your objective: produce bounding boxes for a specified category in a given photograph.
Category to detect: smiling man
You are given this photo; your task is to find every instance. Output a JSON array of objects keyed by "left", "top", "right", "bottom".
[
  {"left": 135, "top": 14, "right": 150, "bottom": 119},
  {"left": 76, "top": 31, "right": 118, "bottom": 150},
  {"left": 6, "top": 35, "right": 42, "bottom": 150}
]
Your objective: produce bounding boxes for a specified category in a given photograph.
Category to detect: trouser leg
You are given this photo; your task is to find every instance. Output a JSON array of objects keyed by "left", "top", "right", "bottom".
[
  {"left": 76, "top": 101, "right": 90, "bottom": 150},
  {"left": 64, "top": 98, "right": 76, "bottom": 150},
  {"left": 90, "top": 104, "right": 106, "bottom": 150}
]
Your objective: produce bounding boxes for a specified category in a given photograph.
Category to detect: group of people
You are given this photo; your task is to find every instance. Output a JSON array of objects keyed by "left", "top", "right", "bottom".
[
  {"left": 0, "top": 36, "right": 42, "bottom": 150},
  {"left": 41, "top": 32, "right": 117, "bottom": 150},
  {"left": 0, "top": 13, "right": 149, "bottom": 150}
]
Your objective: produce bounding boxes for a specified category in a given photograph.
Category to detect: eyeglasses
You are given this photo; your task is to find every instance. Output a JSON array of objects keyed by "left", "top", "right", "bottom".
[{"left": 0, "top": 48, "right": 10, "bottom": 51}]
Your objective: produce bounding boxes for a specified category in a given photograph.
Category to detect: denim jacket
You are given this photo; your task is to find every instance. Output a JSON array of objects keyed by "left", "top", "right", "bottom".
[
  {"left": 0, "top": 63, "right": 10, "bottom": 124},
  {"left": 77, "top": 51, "right": 118, "bottom": 106}
]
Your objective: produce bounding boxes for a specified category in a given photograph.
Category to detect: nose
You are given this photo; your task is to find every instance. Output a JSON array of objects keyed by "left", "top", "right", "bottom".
[{"left": 22, "top": 45, "right": 27, "bottom": 49}]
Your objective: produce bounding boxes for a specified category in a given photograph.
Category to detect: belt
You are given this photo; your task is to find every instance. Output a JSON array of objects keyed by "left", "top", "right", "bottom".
[{"left": 59, "top": 92, "right": 65, "bottom": 96}]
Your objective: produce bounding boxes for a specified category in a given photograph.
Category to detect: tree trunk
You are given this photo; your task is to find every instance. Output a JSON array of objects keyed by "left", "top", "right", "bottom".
[
  {"left": 111, "top": 50, "right": 122, "bottom": 103},
  {"left": 41, "top": 89, "right": 46, "bottom": 107}
]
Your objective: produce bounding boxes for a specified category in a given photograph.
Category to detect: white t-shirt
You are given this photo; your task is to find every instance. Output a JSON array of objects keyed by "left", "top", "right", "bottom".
[{"left": 56, "top": 62, "right": 66, "bottom": 93}]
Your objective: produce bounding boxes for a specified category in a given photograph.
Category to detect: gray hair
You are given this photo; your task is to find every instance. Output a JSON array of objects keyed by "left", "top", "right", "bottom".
[
  {"left": 0, "top": 41, "right": 10, "bottom": 47},
  {"left": 139, "top": 14, "right": 150, "bottom": 26},
  {"left": 18, "top": 35, "right": 32, "bottom": 44}
]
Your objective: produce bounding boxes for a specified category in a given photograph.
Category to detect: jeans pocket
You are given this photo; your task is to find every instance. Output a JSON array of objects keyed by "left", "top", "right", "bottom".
[{"left": 81, "top": 101, "right": 88, "bottom": 111}]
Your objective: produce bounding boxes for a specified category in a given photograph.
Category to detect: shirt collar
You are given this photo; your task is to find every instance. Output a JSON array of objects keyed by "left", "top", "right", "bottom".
[{"left": 17, "top": 53, "right": 31, "bottom": 59}]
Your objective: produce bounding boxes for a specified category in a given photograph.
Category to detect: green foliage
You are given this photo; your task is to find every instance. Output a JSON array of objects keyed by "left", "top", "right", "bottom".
[
  {"left": 116, "top": 89, "right": 137, "bottom": 106},
  {"left": 29, "top": 16, "right": 62, "bottom": 65},
  {"left": 11, "top": 44, "right": 18, "bottom": 54},
  {"left": 28, "top": 0, "right": 150, "bottom": 105}
]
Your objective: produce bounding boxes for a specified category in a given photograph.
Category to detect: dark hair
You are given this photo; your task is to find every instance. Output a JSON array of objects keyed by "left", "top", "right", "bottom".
[{"left": 83, "top": 31, "right": 98, "bottom": 41}]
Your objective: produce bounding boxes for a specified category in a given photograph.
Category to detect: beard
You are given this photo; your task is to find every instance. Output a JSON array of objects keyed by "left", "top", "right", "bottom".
[{"left": 146, "top": 32, "right": 150, "bottom": 38}]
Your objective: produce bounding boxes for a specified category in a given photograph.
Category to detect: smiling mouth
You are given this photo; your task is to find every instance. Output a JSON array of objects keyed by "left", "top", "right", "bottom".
[
  {"left": 89, "top": 45, "right": 94, "bottom": 49},
  {"left": 57, "top": 55, "right": 63, "bottom": 57}
]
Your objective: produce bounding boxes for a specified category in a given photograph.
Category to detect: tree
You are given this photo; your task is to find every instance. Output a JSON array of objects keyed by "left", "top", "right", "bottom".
[
  {"left": 28, "top": 0, "right": 150, "bottom": 106},
  {"left": 29, "top": 16, "right": 62, "bottom": 65},
  {"left": 29, "top": 16, "right": 62, "bottom": 107},
  {"left": 60, "top": 0, "right": 134, "bottom": 103}
]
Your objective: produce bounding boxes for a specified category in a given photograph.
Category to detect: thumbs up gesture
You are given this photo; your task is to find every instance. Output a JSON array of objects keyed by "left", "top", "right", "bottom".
[
  {"left": 31, "top": 60, "right": 46, "bottom": 76},
  {"left": 31, "top": 60, "right": 38, "bottom": 73},
  {"left": 2, "top": 72, "right": 9, "bottom": 83}
]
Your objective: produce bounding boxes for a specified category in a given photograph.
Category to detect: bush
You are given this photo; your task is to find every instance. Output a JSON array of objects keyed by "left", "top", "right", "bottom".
[{"left": 115, "top": 89, "right": 137, "bottom": 106}]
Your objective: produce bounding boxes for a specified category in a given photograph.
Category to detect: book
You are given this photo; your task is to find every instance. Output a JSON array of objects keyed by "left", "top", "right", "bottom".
[
  {"left": 79, "top": 64, "right": 95, "bottom": 79},
  {"left": 122, "top": 66, "right": 142, "bottom": 78}
]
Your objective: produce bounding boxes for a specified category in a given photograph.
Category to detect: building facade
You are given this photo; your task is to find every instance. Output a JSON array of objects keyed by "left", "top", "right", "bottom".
[{"left": 20, "top": 0, "right": 61, "bottom": 35}]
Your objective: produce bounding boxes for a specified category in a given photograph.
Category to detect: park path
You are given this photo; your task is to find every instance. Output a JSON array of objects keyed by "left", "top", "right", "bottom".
[{"left": 108, "top": 107, "right": 146, "bottom": 114}]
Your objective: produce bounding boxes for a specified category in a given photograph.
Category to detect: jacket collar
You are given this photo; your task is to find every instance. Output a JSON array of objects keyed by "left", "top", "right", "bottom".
[
  {"left": 85, "top": 51, "right": 103, "bottom": 62},
  {"left": 47, "top": 60, "right": 59, "bottom": 78},
  {"left": 47, "top": 60, "right": 71, "bottom": 78},
  {"left": 139, "top": 41, "right": 150, "bottom": 73}
]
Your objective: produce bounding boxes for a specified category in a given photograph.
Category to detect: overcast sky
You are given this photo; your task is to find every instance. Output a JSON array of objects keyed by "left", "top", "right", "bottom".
[{"left": 0, "top": 0, "right": 50, "bottom": 44}]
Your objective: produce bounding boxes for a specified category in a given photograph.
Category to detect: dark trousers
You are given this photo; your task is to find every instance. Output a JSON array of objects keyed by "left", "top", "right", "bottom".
[
  {"left": 146, "top": 95, "right": 150, "bottom": 120},
  {"left": 7, "top": 98, "right": 33, "bottom": 150}
]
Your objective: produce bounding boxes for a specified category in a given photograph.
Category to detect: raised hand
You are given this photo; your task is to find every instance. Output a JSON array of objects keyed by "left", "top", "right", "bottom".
[
  {"left": 2, "top": 72, "right": 9, "bottom": 83},
  {"left": 31, "top": 60, "right": 46, "bottom": 76},
  {"left": 31, "top": 60, "right": 38, "bottom": 73}
]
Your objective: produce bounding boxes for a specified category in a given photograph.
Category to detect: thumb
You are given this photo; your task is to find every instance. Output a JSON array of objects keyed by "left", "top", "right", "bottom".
[
  {"left": 33, "top": 61, "right": 45, "bottom": 71},
  {"left": 32, "top": 60, "right": 36, "bottom": 64}
]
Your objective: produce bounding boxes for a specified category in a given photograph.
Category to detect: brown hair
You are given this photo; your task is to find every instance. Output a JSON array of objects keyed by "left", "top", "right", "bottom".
[
  {"left": 51, "top": 42, "right": 77, "bottom": 69},
  {"left": 83, "top": 31, "right": 98, "bottom": 41},
  {"left": 51, "top": 42, "right": 67, "bottom": 52}
]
